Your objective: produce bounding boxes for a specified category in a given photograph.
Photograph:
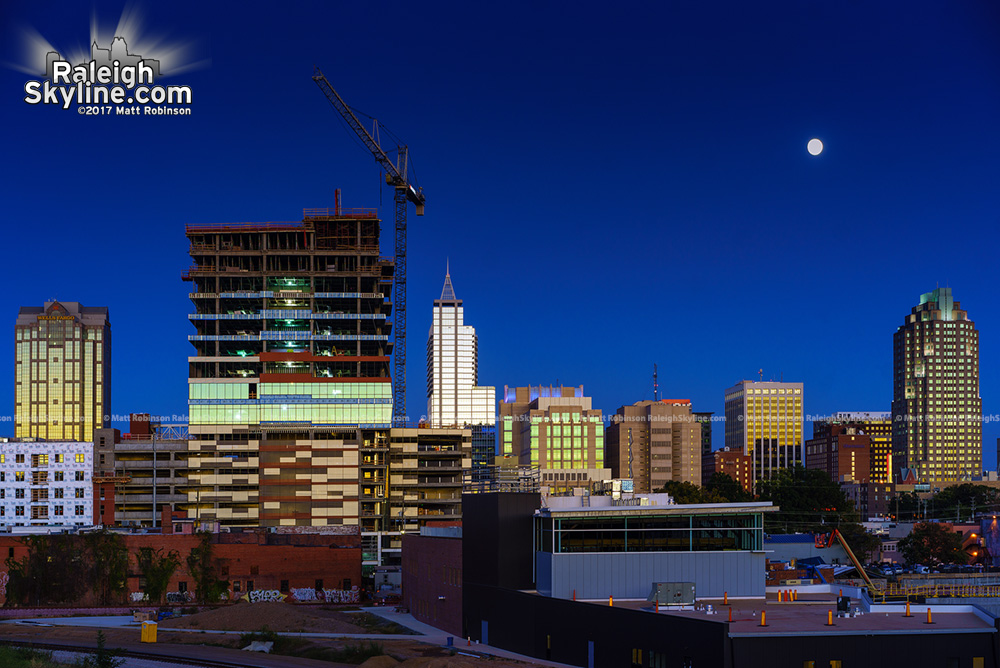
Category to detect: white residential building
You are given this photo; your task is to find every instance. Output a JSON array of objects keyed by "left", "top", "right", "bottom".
[{"left": 0, "top": 441, "right": 94, "bottom": 528}]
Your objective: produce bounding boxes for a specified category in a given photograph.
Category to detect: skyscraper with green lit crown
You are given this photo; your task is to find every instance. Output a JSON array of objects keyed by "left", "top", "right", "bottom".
[{"left": 892, "top": 288, "right": 981, "bottom": 482}]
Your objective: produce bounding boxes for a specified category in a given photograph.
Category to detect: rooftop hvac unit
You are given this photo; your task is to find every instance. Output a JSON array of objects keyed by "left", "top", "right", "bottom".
[{"left": 647, "top": 582, "right": 696, "bottom": 606}]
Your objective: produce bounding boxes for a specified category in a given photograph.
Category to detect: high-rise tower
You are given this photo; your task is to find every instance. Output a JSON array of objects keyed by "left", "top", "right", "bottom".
[
  {"left": 183, "top": 207, "right": 394, "bottom": 528},
  {"left": 724, "top": 380, "right": 803, "bottom": 486},
  {"left": 606, "top": 399, "right": 702, "bottom": 492},
  {"left": 426, "top": 265, "right": 496, "bottom": 469},
  {"left": 15, "top": 301, "right": 110, "bottom": 442},
  {"left": 892, "top": 288, "right": 981, "bottom": 482}
]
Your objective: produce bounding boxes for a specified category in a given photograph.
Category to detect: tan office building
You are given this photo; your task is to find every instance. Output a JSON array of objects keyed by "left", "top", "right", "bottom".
[{"left": 606, "top": 399, "right": 702, "bottom": 492}]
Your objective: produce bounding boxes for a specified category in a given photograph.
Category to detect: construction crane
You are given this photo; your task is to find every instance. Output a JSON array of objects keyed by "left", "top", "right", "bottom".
[
  {"left": 815, "top": 529, "right": 878, "bottom": 593},
  {"left": 313, "top": 66, "right": 425, "bottom": 426}
]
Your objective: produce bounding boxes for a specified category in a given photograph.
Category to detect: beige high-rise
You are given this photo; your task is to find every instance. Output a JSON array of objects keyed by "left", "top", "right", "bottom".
[
  {"left": 606, "top": 400, "right": 701, "bottom": 492},
  {"left": 499, "top": 385, "right": 608, "bottom": 493}
]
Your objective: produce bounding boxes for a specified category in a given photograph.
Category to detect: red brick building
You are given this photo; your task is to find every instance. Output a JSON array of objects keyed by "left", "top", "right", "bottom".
[
  {"left": 710, "top": 447, "right": 754, "bottom": 494},
  {"left": 805, "top": 423, "right": 872, "bottom": 484},
  {"left": 402, "top": 527, "right": 462, "bottom": 636},
  {"left": 0, "top": 527, "right": 361, "bottom": 606}
]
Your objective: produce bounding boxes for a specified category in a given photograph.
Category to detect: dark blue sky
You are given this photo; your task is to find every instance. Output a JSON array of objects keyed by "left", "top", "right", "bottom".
[{"left": 2, "top": 2, "right": 999, "bottom": 466}]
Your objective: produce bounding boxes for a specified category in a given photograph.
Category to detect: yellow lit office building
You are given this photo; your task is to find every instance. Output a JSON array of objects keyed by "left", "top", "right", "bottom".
[
  {"left": 724, "top": 380, "right": 803, "bottom": 486},
  {"left": 15, "top": 301, "right": 110, "bottom": 442}
]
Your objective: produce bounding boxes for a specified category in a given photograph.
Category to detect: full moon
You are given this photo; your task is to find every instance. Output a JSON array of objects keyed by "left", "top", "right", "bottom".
[{"left": 807, "top": 138, "right": 824, "bottom": 156}]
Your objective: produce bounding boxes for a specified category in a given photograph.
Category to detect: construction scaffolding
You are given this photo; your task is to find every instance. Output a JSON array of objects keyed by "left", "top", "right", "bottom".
[{"left": 463, "top": 464, "right": 541, "bottom": 494}]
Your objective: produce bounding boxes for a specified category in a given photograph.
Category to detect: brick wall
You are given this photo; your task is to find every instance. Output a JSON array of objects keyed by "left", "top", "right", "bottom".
[
  {"left": 402, "top": 533, "right": 462, "bottom": 636},
  {"left": 0, "top": 530, "right": 361, "bottom": 606}
]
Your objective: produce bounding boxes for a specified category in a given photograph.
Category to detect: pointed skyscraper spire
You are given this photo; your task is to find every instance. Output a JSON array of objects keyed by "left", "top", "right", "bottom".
[{"left": 440, "top": 259, "right": 457, "bottom": 301}]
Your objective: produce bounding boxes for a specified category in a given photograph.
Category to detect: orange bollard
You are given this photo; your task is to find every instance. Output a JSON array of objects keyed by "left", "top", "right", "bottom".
[
  {"left": 609, "top": 595, "right": 613, "bottom": 607},
  {"left": 724, "top": 591, "right": 729, "bottom": 605},
  {"left": 826, "top": 610, "right": 834, "bottom": 626},
  {"left": 839, "top": 588, "right": 843, "bottom": 597},
  {"left": 926, "top": 608, "right": 933, "bottom": 624},
  {"left": 760, "top": 611, "right": 766, "bottom": 627},
  {"left": 794, "top": 590, "right": 798, "bottom": 601},
  {"left": 468, "top": 637, "right": 471, "bottom": 646},
  {"left": 904, "top": 601, "right": 911, "bottom": 617},
  {"left": 777, "top": 590, "right": 782, "bottom": 602},
  {"left": 655, "top": 601, "right": 659, "bottom": 614},
  {"left": 573, "top": 589, "right": 576, "bottom": 601},
  {"left": 729, "top": 607, "right": 732, "bottom": 622}
]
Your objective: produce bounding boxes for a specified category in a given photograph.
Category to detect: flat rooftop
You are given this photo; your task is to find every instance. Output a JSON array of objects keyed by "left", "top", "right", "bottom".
[
  {"left": 609, "top": 594, "right": 994, "bottom": 636},
  {"left": 538, "top": 499, "right": 776, "bottom": 517}
]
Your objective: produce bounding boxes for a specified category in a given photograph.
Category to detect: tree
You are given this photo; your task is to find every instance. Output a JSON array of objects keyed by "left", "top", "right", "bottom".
[
  {"left": 657, "top": 480, "right": 704, "bottom": 504},
  {"left": 932, "top": 484, "right": 1000, "bottom": 522},
  {"left": 893, "top": 491, "right": 921, "bottom": 521},
  {"left": 83, "top": 531, "right": 128, "bottom": 606},
  {"left": 897, "top": 522, "right": 968, "bottom": 566},
  {"left": 756, "top": 466, "right": 851, "bottom": 534},
  {"left": 837, "top": 520, "right": 883, "bottom": 564},
  {"left": 4, "top": 536, "right": 86, "bottom": 606},
  {"left": 136, "top": 547, "right": 181, "bottom": 605},
  {"left": 186, "top": 533, "right": 229, "bottom": 604},
  {"left": 704, "top": 472, "right": 752, "bottom": 503}
]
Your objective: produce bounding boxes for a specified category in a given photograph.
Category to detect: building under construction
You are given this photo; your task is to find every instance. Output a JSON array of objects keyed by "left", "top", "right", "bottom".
[
  {"left": 182, "top": 203, "right": 394, "bottom": 529},
  {"left": 94, "top": 416, "right": 190, "bottom": 527}
]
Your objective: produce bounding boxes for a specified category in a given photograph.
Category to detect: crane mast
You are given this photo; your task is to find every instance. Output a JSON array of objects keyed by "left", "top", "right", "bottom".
[{"left": 313, "top": 67, "right": 425, "bottom": 426}]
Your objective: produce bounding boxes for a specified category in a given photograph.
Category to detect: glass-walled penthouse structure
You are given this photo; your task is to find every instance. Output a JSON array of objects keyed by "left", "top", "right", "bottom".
[
  {"left": 535, "top": 509, "right": 763, "bottom": 553},
  {"left": 183, "top": 207, "right": 394, "bottom": 528},
  {"left": 534, "top": 498, "right": 774, "bottom": 599}
]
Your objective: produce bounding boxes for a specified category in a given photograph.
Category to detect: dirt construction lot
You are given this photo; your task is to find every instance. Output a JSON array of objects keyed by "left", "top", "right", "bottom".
[{"left": 0, "top": 603, "right": 552, "bottom": 668}]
